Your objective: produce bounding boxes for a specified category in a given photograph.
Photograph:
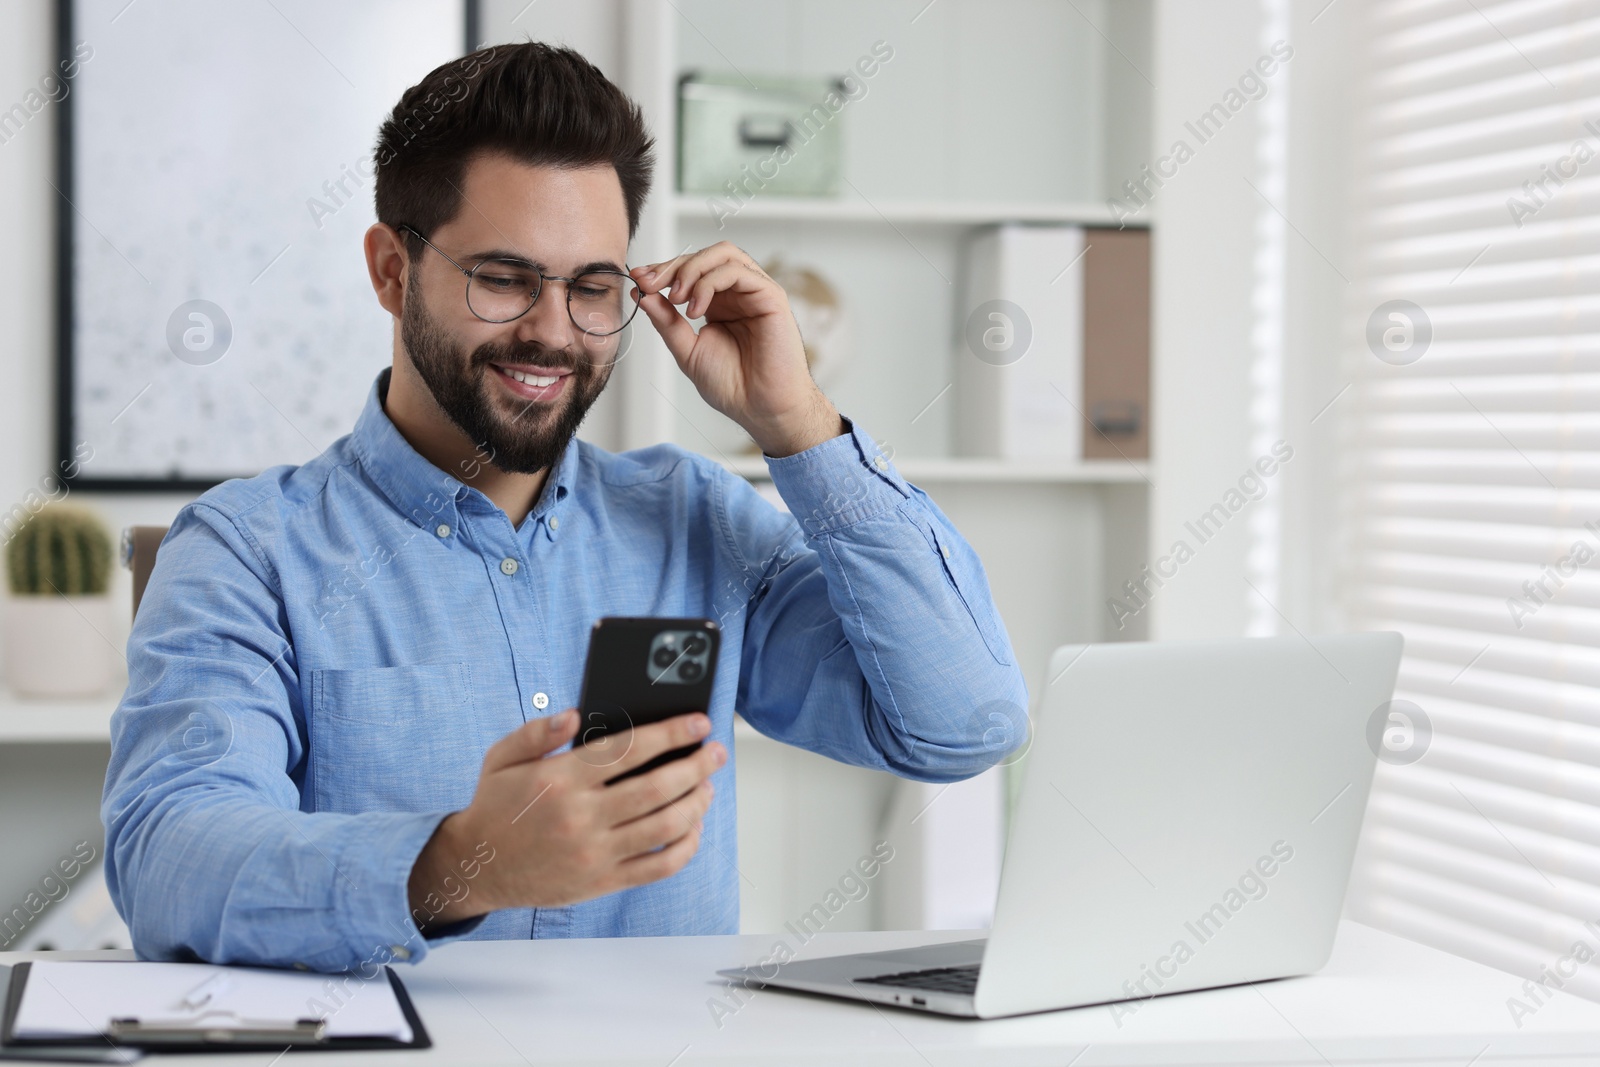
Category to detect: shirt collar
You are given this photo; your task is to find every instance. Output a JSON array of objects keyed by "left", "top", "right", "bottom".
[{"left": 350, "top": 366, "right": 578, "bottom": 532}]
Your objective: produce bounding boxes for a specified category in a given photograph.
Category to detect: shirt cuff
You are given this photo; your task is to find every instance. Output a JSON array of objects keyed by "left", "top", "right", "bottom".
[
  {"left": 333, "top": 810, "right": 484, "bottom": 969},
  {"left": 765, "top": 415, "right": 911, "bottom": 538}
]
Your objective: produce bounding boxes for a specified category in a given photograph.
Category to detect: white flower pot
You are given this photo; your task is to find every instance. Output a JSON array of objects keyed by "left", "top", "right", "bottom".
[{"left": 4, "top": 594, "right": 114, "bottom": 698}]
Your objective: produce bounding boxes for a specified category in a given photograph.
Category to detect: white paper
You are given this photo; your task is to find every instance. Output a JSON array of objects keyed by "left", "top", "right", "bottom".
[{"left": 12, "top": 961, "right": 411, "bottom": 1043}]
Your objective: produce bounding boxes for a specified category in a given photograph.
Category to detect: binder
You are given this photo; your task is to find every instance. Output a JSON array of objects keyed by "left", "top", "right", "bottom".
[
  {"left": 1081, "top": 227, "right": 1150, "bottom": 460},
  {"left": 1, "top": 960, "right": 430, "bottom": 1053},
  {"left": 953, "top": 223, "right": 1086, "bottom": 461},
  {"left": 952, "top": 224, "right": 1151, "bottom": 462}
]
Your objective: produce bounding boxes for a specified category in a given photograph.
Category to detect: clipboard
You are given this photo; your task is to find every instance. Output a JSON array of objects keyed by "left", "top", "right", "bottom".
[{"left": 1, "top": 961, "right": 431, "bottom": 1053}]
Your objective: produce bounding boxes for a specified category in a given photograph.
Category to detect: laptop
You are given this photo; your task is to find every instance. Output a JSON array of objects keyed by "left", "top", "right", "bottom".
[{"left": 716, "top": 632, "right": 1403, "bottom": 1018}]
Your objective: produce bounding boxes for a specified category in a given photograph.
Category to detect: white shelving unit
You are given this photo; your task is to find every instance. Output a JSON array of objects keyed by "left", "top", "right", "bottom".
[
  {"left": 672, "top": 195, "right": 1135, "bottom": 228},
  {"left": 716, "top": 455, "right": 1150, "bottom": 484},
  {"left": 590, "top": 0, "right": 1157, "bottom": 932},
  {"left": 0, "top": 689, "right": 761, "bottom": 746},
  {"left": 0, "top": 692, "right": 119, "bottom": 744},
  {"left": 607, "top": 0, "right": 1157, "bottom": 655}
]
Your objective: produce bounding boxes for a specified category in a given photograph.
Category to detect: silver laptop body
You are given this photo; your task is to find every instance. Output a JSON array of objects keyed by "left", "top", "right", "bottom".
[{"left": 716, "top": 632, "right": 1403, "bottom": 1018}]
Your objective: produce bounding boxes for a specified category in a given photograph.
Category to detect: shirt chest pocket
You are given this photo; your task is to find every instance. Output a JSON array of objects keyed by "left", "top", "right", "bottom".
[{"left": 308, "top": 661, "right": 482, "bottom": 815}]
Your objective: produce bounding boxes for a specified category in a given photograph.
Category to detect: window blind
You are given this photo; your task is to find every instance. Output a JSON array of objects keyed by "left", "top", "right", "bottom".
[{"left": 1343, "top": 0, "right": 1600, "bottom": 1006}]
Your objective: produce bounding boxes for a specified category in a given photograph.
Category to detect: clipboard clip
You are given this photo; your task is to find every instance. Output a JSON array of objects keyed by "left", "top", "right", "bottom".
[{"left": 108, "top": 1013, "right": 328, "bottom": 1045}]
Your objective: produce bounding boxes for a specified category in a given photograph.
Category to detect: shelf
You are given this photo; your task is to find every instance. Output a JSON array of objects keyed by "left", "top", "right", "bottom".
[
  {"left": 0, "top": 690, "right": 118, "bottom": 744},
  {"left": 0, "top": 701, "right": 779, "bottom": 747},
  {"left": 673, "top": 195, "right": 1143, "bottom": 229},
  {"left": 0, "top": 702, "right": 777, "bottom": 747},
  {"left": 713, "top": 455, "right": 1150, "bottom": 484}
]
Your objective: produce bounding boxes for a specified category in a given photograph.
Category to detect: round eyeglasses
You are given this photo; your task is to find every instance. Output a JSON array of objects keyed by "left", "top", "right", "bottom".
[{"left": 398, "top": 224, "right": 642, "bottom": 336}]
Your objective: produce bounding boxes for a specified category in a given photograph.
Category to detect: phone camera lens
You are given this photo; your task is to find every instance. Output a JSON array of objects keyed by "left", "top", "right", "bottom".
[
  {"left": 678, "top": 660, "right": 704, "bottom": 682},
  {"left": 652, "top": 646, "right": 677, "bottom": 668},
  {"left": 684, "top": 635, "right": 708, "bottom": 655}
]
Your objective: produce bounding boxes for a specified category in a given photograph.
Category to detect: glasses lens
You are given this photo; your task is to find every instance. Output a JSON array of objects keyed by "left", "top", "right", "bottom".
[
  {"left": 568, "top": 271, "right": 641, "bottom": 336},
  {"left": 467, "top": 263, "right": 540, "bottom": 322}
]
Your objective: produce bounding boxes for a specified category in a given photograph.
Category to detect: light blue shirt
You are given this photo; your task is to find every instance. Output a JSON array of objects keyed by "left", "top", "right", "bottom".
[{"left": 102, "top": 366, "right": 1028, "bottom": 972}]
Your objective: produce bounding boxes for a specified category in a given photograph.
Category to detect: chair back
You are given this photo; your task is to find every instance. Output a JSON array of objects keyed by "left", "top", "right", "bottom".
[{"left": 121, "top": 525, "right": 170, "bottom": 621}]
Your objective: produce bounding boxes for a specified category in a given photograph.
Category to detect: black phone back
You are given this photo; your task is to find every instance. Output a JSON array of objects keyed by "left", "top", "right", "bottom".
[{"left": 576, "top": 616, "right": 720, "bottom": 784}]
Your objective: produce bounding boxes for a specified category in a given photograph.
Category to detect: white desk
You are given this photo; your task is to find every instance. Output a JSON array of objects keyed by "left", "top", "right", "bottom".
[{"left": 5, "top": 921, "right": 1600, "bottom": 1065}]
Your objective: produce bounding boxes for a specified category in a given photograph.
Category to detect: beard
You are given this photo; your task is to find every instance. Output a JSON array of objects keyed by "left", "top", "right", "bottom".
[{"left": 399, "top": 270, "right": 614, "bottom": 475}]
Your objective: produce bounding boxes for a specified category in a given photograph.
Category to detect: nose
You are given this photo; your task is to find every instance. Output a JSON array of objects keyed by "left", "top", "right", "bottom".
[{"left": 512, "top": 278, "right": 577, "bottom": 352}]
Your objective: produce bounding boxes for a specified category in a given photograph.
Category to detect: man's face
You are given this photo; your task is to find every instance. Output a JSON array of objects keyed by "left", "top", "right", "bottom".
[{"left": 400, "top": 154, "right": 631, "bottom": 474}]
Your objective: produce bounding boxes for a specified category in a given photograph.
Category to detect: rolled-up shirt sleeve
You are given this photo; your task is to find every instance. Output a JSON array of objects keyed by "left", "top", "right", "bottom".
[
  {"left": 101, "top": 502, "right": 480, "bottom": 971},
  {"left": 724, "top": 417, "right": 1030, "bottom": 783}
]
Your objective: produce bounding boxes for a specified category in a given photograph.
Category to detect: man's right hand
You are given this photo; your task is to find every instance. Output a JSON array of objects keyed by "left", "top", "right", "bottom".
[{"left": 406, "top": 708, "right": 726, "bottom": 930}]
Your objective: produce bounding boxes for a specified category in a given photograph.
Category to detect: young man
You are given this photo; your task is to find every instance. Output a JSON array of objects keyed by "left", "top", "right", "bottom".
[{"left": 102, "top": 42, "right": 1027, "bottom": 973}]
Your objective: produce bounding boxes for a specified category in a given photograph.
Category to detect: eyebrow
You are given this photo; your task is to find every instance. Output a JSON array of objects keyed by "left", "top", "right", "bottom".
[{"left": 465, "top": 249, "right": 626, "bottom": 274}]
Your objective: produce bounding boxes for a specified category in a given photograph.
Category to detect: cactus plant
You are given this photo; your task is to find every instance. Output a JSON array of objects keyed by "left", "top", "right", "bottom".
[{"left": 5, "top": 504, "right": 113, "bottom": 596}]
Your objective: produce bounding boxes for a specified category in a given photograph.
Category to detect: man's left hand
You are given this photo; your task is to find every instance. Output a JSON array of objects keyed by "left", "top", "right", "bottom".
[{"left": 630, "top": 241, "right": 844, "bottom": 458}]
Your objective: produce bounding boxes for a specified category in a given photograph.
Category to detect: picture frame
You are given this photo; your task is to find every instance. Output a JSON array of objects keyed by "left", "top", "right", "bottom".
[{"left": 54, "top": 0, "right": 477, "bottom": 491}]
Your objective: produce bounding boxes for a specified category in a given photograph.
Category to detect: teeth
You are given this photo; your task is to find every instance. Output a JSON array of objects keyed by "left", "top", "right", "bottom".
[{"left": 501, "top": 366, "right": 558, "bottom": 387}]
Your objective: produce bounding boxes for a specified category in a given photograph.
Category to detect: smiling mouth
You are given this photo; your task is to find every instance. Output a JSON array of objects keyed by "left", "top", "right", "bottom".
[
  {"left": 490, "top": 362, "right": 572, "bottom": 388},
  {"left": 486, "top": 363, "right": 576, "bottom": 404}
]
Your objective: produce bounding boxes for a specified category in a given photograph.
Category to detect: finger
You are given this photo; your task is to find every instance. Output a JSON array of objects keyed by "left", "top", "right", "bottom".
[
  {"left": 605, "top": 739, "right": 726, "bottom": 824},
  {"left": 612, "top": 780, "right": 714, "bottom": 858},
  {"left": 637, "top": 290, "right": 700, "bottom": 366},
  {"left": 672, "top": 242, "right": 754, "bottom": 304},
  {"left": 630, "top": 251, "right": 694, "bottom": 295},
  {"left": 655, "top": 252, "right": 712, "bottom": 304},
  {"left": 635, "top": 242, "right": 743, "bottom": 299},
  {"left": 686, "top": 261, "right": 761, "bottom": 320},
  {"left": 617, "top": 815, "right": 703, "bottom": 886},
  {"left": 577, "top": 711, "right": 711, "bottom": 785},
  {"left": 482, "top": 708, "right": 577, "bottom": 772}
]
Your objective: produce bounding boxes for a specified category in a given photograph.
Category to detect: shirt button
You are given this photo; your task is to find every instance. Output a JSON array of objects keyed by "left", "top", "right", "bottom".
[
  {"left": 533, "top": 692, "right": 549, "bottom": 710},
  {"left": 549, "top": 516, "right": 560, "bottom": 531},
  {"left": 389, "top": 945, "right": 412, "bottom": 961},
  {"left": 500, "top": 557, "right": 519, "bottom": 576},
  {"left": 435, "top": 524, "right": 451, "bottom": 538},
  {"left": 874, "top": 456, "right": 888, "bottom": 471},
  {"left": 942, "top": 544, "right": 951, "bottom": 559}
]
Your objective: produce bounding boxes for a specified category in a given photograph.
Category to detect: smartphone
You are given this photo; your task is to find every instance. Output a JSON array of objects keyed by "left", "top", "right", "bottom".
[{"left": 576, "top": 616, "right": 720, "bottom": 785}]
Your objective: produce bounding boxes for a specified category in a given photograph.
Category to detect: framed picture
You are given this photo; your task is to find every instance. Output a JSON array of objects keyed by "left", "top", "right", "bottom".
[{"left": 55, "top": 0, "right": 475, "bottom": 490}]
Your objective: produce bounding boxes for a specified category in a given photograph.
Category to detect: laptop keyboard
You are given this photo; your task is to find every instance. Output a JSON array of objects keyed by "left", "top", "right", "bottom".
[{"left": 855, "top": 964, "right": 980, "bottom": 995}]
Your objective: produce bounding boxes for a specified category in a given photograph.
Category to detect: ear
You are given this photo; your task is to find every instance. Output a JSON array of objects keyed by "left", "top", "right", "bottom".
[{"left": 365, "top": 223, "right": 411, "bottom": 319}]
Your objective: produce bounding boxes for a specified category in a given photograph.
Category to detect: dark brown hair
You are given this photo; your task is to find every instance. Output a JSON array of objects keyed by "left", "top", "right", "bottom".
[{"left": 373, "top": 42, "right": 655, "bottom": 251}]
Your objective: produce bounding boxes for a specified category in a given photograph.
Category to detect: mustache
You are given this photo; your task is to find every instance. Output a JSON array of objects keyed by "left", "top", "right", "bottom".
[{"left": 474, "top": 345, "right": 583, "bottom": 373}]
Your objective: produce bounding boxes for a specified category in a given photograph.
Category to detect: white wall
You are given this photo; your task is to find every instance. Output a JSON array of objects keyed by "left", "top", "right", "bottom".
[
  {"left": 1144, "top": 0, "right": 1356, "bottom": 641},
  {"left": 0, "top": 1, "right": 53, "bottom": 510},
  {"left": 1145, "top": 0, "right": 1272, "bottom": 640},
  {"left": 1277, "top": 0, "right": 1360, "bottom": 636},
  {"left": 0, "top": 0, "right": 136, "bottom": 921}
]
